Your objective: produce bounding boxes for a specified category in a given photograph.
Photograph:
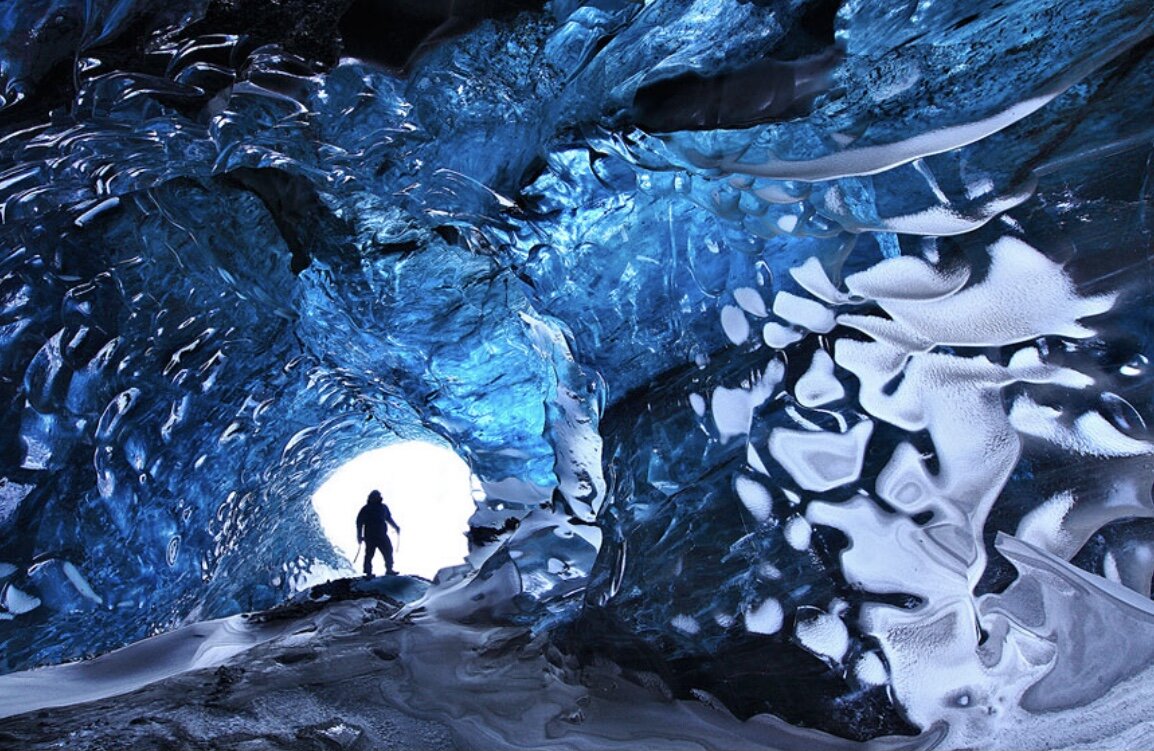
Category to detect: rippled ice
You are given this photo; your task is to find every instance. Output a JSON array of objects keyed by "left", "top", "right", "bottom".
[{"left": 0, "top": 0, "right": 1152, "bottom": 747}]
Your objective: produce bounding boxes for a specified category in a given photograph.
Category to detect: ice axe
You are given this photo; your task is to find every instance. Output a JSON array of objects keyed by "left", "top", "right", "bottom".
[{"left": 353, "top": 540, "right": 362, "bottom": 564}]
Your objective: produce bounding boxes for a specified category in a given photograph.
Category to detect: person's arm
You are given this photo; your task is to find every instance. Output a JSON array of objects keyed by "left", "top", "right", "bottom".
[
  {"left": 356, "top": 507, "right": 366, "bottom": 543},
  {"left": 384, "top": 505, "right": 400, "bottom": 533}
]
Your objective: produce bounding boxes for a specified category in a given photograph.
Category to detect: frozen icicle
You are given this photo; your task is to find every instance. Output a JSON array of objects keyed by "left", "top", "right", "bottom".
[
  {"left": 1103, "top": 551, "right": 1121, "bottom": 584},
  {"left": 692, "top": 94, "right": 1059, "bottom": 182}
]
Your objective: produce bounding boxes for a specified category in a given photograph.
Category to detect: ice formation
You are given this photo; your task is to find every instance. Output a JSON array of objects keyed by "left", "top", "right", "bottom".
[{"left": 0, "top": 0, "right": 1153, "bottom": 747}]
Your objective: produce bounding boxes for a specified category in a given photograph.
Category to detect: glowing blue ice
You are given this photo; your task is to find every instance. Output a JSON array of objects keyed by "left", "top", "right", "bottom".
[{"left": 0, "top": 0, "right": 1152, "bottom": 746}]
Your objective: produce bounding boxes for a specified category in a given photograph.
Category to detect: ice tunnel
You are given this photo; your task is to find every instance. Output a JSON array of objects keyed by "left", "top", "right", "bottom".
[
  {"left": 1, "top": 0, "right": 1154, "bottom": 747},
  {"left": 310, "top": 441, "right": 479, "bottom": 580}
]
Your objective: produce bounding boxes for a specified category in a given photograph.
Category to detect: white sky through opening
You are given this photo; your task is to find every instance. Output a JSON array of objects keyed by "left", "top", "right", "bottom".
[{"left": 311, "top": 441, "right": 478, "bottom": 580}]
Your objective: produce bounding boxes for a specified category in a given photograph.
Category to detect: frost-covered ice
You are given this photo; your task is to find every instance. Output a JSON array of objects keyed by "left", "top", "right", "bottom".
[
  {"left": 744, "top": 597, "right": 785, "bottom": 635},
  {"left": 0, "top": 0, "right": 1153, "bottom": 747},
  {"left": 735, "top": 475, "right": 773, "bottom": 523}
]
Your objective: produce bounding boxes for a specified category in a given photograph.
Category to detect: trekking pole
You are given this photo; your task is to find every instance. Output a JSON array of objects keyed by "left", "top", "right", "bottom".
[
  {"left": 353, "top": 541, "right": 362, "bottom": 564},
  {"left": 395, "top": 530, "right": 401, "bottom": 556}
]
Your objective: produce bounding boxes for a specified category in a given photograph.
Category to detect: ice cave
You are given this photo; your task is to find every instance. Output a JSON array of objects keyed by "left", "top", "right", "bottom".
[{"left": 1, "top": 0, "right": 1153, "bottom": 748}]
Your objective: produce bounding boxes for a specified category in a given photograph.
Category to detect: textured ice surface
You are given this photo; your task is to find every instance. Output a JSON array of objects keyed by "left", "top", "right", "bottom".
[{"left": 0, "top": 0, "right": 1151, "bottom": 747}]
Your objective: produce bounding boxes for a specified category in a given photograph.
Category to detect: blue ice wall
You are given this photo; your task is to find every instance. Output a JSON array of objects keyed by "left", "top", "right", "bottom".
[{"left": 0, "top": 0, "right": 1152, "bottom": 744}]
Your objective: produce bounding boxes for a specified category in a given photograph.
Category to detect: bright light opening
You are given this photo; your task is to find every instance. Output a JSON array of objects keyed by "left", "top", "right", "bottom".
[{"left": 311, "top": 441, "right": 478, "bottom": 580}]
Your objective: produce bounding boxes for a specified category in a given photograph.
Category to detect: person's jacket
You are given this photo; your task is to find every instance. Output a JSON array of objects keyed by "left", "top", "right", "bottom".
[{"left": 356, "top": 502, "right": 397, "bottom": 543}]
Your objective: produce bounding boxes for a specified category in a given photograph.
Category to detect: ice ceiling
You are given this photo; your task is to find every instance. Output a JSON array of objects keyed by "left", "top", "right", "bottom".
[{"left": 0, "top": 0, "right": 1153, "bottom": 744}]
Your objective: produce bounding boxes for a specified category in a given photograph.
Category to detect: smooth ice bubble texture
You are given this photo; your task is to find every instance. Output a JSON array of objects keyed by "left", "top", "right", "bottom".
[{"left": 0, "top": 0, "right": 1153, "bottom": 748}]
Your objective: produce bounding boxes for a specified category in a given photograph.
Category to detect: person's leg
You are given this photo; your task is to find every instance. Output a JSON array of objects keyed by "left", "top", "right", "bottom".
[
  {"left": 383, "top": 538, "right": 395, "bottom": 575},
  {"left": 364, "top": 541, "right": 377, "bottom": 576}
]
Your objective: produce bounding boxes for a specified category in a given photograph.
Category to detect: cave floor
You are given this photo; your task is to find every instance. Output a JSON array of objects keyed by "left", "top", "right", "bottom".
[{"left": 0, "top": 580, "right": 929, "bottom": 751}]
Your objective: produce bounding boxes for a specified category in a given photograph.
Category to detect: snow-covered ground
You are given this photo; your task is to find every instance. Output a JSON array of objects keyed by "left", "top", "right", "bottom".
[
  {"left": 0, "top": 576, "right": 915, "bottom": 751},
  {"left": 3, "top": 575, "right": 1153, "bottom": 750}
]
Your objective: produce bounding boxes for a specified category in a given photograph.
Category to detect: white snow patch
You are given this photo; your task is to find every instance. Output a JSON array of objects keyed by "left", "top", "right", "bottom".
[
  {"left": 671, "top": 614, "right": 701, "bottom": 635},
  {"left": 0, "top": 603, "right": 356, "bottom": 720},
  {"left": 711, "top": 363, "right": 783, "bottom": 443},
  {"left": 794, "top": 609, "right": 849, "bottom": 663},
  {"left": 714, "top": 612, "right": 736, "bottom": 628},
  {"left": 845, "top": 255, "right": 969, "bottom": 301},
  {"left": 847, "top": 237, "right": 1114, "bottom": 346},
  {"left": 758, "top": 562, "right": 783, "bottom": 580},
  {"left": 777, "top": 214, "right": 799, "bottom": 232},
  {"left": 769, "top": 421, "right": 874, "bottom": 492},
  {"left": 734, "top": 287, "right": 768, "bottom": 317},
  {"left": 720, "top": 305, "right": 751, "bottom": 345},
  {"left": 762, "top": 321, "right": 804, "bottom": 349},
  {"left": 735, "top": 475, "right": 772, "bottom": 523},
  {"left": 784, "top": 516, "right": 813, "bottom": 551},
  {"left": 772, "top": 292, "right": 836, "bottom": 333},
  {"left": 691, "top": 94, "right": 1058, "bottom": 181},
  {"left": 854, "top": 652, "right": 889, "bottom": 686},
  {"left": 744, "top": 597, "right": 784, "bottom": 635},
  {"left": 2, "top": 584, "right": 40, "bottom": 614},
  {"left": 794, "top": 349, "right": 844, "bottom": 407},
  {"left": 1010, "top": 397, "right": 1153, "bottom": 457},
  {"left": 746, "top": 443, "right": 770, "bottom": 475},
  {"left": 789, "top": 257, "right": 851, "bottom": 305}
]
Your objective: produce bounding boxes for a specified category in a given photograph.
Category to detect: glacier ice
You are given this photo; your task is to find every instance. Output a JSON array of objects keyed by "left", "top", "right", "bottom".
[{"left": 0, "top": 0, "right": 1151, "bottom": 747}]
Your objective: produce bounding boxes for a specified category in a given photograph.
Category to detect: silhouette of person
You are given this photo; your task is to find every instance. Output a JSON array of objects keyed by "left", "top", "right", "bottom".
[{"left": 356, "top": 489, "right": 400, "bottom": 576}]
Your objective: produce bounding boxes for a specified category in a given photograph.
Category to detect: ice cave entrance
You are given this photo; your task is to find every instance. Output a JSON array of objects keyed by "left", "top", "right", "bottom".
[{"left": 310, "top": 441, "right": 479, "bottom": 580}]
